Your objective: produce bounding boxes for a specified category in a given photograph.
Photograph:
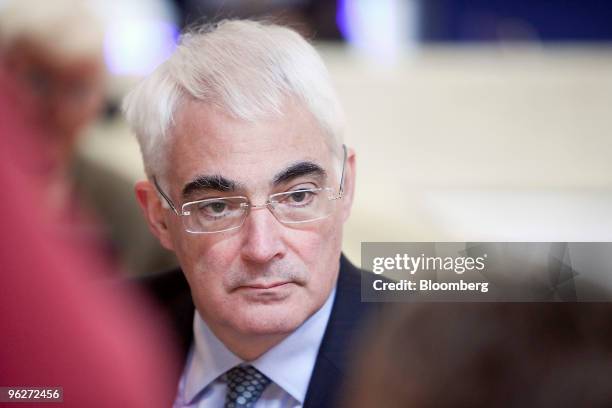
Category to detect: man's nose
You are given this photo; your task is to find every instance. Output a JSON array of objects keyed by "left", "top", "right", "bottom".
[{"left": 240, "top": 205, "right": 286, "bottom": 264}]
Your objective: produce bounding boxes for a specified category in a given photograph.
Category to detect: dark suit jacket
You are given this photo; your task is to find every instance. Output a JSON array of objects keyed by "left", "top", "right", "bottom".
[{"left": 141, "top": 254, "right": 380, "bottom": 408}]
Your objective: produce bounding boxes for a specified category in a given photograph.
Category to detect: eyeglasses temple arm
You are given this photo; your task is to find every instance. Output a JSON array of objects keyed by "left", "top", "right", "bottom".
[
  {"left": 152, "top": 176, "right": 180, "bottom": 214},
  {"left": 338, "top": 144, "right": 347, "bottom": 198}
]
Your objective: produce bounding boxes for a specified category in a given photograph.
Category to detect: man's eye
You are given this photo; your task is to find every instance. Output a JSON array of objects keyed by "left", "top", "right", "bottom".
[
  {"left": 209, "top": 202, "right": 227, "bottom": 213},
  {"left": 198, "top": 201, "right": 229, "bottom": 216},
  {"left": 283, "top": 189, "right": 317, "bottom": 206},
  {"left": 290, "top": 191, "right": 308, "bottom": 202}
]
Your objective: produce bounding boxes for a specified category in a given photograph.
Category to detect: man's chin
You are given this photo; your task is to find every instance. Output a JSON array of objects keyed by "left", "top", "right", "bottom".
[{"left": 231, "top": 304, "right": 309, "bottom": 337}]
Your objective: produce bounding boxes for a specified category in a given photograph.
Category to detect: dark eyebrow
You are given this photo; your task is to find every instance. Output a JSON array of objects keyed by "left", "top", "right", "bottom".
[
  {"left": 182, "top": 175, "right": 241, "bottom": 199},
  {"left": 181, "top": 161, "right": 326, "bottom": 199},
  {"left": 272, "top": 161, "right": 327, "bottom": 186}
]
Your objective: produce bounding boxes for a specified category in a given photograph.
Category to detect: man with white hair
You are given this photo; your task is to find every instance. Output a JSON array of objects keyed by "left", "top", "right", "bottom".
[{"left": 124, "top": 19, "right": 374, "bottom": 408}]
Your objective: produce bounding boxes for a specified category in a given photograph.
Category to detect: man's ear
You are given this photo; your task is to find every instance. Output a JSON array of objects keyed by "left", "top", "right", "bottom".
[
  {"left": 135, "top": 180, "right": 175, "bottom": 251},
  {"left": 341, "top": 147, "right": 357, "bottom": 223}
]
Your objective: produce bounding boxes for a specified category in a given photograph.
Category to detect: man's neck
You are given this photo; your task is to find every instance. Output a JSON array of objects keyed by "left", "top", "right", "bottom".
[{"left": 209, "top": 328, "right": 290, "bottom": 361}]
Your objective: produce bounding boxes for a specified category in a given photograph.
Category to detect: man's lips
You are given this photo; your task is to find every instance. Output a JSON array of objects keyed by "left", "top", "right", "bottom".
[{"left": 238, "top": 281, "right": 293, "bottom": 290}]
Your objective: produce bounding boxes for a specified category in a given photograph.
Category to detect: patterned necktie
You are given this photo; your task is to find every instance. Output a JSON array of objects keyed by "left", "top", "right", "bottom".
[{"left": 222, "top": 365, "right": 271, "bottom": 408}]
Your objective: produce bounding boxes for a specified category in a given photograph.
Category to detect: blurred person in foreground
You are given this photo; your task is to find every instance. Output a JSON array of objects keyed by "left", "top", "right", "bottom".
[
  {"left": 0, "top": 0, "right": 176, "bottom": 276},
  {"left": 0, "top": 0, "right": 105, "bottom": 205},
  {"left": 342, "top": 303, "right": 612, "bottom": 408},
  {"left": 0, "top": 4, "right": 179, "bottom": 405},
  {"left": 0, "top": 0, "right": 115, "bottom": 264},
  {"left": 123, "top": 19, "right": 379, "bottom": 408}
]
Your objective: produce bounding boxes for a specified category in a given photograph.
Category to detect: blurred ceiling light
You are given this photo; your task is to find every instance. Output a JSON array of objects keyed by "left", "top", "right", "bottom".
[
  {"left": 104, "top": 19, "right": 178, "bottom": 76},
  {"left": 91, "top": 0, "right": 179, "bottom": 76},
  {"left": 337, "top": 0, "right": 419, "bottom": 64}
]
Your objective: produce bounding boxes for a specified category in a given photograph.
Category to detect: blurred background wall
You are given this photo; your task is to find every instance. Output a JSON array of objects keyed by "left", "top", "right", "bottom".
[{"left": 5, "top": 0, "right": 610, "bottom": 272}]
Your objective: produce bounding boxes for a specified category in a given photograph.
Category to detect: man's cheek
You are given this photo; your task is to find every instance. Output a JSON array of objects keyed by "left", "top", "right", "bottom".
[{"left": 286, "top": 229, "right": 324, "bottom": 260}]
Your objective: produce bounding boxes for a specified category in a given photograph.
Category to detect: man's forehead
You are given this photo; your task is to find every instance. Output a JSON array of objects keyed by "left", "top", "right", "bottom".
[
  {"left": 175, "top": 98, "right": 324, "bottom": 138},
  {"left": 167, "top": 98, "right": 332, "bottom": 184}
]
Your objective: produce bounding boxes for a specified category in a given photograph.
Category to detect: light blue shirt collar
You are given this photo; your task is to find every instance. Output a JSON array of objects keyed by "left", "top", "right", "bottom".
[{"left": 183, "top": 286, "right": 337, "bottom": 405}]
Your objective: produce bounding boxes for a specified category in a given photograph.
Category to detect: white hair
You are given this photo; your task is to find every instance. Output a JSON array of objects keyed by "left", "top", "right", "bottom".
[
  {"left": 0, "top": 0, "right": 104, "bottom": 60},
  {"left": 122, "top": 19, "right": 345, "bottom": 179}
]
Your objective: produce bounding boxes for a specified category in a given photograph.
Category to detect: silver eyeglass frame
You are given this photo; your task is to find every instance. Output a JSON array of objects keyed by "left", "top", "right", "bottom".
[{"left": 153, "top": 144, "right": 348, "bottom": 234}]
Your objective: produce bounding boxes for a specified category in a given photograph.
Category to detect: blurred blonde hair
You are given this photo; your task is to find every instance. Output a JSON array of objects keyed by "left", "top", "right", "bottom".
[{"left": 0, "top": 0, "right": 104, "bottom": 60}]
